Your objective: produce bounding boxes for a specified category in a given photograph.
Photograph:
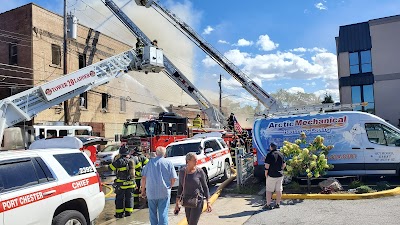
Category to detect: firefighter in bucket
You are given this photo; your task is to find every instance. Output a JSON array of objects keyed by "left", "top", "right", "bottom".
[{"left": 109, "top": 145, "right": 136, "bottom": 218}]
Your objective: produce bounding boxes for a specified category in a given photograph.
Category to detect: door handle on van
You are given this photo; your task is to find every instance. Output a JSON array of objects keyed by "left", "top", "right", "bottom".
[
  {"left": 43, "top": 190, "right": 56, "bottom": 196},
  {"left": 352, "top": 147, "right": 361, "bottom": 149},
  {"left": 366, "top": 147, "right": 375, "bottom": 150}
]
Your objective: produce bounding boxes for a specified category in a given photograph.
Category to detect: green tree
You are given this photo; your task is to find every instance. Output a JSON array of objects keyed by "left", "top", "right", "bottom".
[
  {"left": 271, "top": 89, "right": 321, "bottom": 108},
  {"left": 321, "top": 93, "right": 334, "bottom": 104},
  {"left": 281, "top": 133, "right": 334, "bottom": 192}
]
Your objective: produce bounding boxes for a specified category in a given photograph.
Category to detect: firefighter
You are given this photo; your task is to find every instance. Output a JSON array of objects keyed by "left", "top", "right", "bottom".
[
  {"left": 135, "top": 37, "right": 144, "bottom": 59},
  {"left": 227, "top": 112, "right": 236, "bottom": 132},
  {"left": 151, "top": 39, "right": 158, "bottom": 47},
  {"left": 109, "top": 145, "right": 136, "bottom": 218},
  {"left": 131, "top": 147, "right": 149, "bottom": 208},
  {"left": 192, "top": 114, "right": 203, "bottom": 128}
]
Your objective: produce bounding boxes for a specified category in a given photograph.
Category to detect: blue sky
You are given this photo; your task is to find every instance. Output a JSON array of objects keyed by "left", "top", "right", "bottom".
[{"left": 2, "top": 0, "right": 400, "bottom": 106}]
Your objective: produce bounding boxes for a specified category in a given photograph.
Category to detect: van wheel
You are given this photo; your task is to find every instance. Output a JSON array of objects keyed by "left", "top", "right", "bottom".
[
  {"left": 202, "top": 168, "right": 210, "bottom": 184},
  {"left": 222, "top": 162, "right": 232, "bottom": 180},
  {"left": 52, "top": 210, "right": 87, "bottom": 225}
]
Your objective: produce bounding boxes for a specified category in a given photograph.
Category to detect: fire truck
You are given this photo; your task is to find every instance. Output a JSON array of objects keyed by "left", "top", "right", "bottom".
[
  {"left": 120, "top": 112, "right": 238, "bottom": 155},
  {"left": 121, "top": 112, "right": 188, "bottom": 154}
]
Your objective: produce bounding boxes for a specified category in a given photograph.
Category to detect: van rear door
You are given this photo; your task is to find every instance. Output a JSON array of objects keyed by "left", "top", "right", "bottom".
[{"left": 363, "top": 122, "right": 400, "bottom": 175}]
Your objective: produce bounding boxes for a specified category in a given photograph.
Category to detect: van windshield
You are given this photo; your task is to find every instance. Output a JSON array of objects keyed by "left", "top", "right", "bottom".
[{"left": 166, "top": 143, "right": 201, "bottom": 157}]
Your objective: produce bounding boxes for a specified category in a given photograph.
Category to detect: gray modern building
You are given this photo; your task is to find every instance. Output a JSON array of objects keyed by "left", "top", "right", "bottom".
[{"left": 336, "top": 15, "right": 400, "bottom": 127}]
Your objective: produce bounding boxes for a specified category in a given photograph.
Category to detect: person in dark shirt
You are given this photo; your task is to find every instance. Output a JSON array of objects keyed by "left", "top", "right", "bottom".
[
  {"left": 175, "top": 152, "right": 211, "bottom": 225},
  {"left": 263, "top": 142, "right": 286, "bottom": 210}
]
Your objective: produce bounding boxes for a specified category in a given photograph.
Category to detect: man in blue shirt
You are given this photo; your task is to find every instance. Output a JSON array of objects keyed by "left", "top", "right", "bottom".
[{"left": 141, "top": 146, "right": 177, "bottom": 225}]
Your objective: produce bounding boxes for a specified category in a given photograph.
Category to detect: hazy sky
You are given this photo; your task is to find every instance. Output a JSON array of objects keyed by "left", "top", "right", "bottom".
[{"left": 2, "top": 0, "right": 400, "bottom": 106}]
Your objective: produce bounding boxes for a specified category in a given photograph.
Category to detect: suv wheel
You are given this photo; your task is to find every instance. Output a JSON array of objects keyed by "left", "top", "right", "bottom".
[
  {"left": 222, "top": 162, "right": 232, "bottom": 180},
  {"left": 52, "top": 210, "right": 87, "bottom": 225}
]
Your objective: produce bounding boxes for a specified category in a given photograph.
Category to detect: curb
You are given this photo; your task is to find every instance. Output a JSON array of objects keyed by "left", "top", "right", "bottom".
[
  {"left": 267, "top": 187, "right": 400, "bottom": 200},
  {"left": 177, "top": 173, "right": 237, "bottom": 225}
]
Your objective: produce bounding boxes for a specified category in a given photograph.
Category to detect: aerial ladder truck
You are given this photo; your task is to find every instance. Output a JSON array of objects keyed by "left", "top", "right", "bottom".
[
  {"left": 103, "top": 0, "right": 225, "bottom": 128},
  {"left": 133, "top": 0, "right": 366, "bottom": 116},
  {"left": 0, "top": 44, "right": 164, "bottom": 147}
]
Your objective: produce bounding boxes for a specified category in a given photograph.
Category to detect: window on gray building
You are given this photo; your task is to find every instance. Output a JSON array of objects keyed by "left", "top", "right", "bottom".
[
  {"left": 351, "top": 84, "right": 374, "bottom": 114},
  {"left": 360, "top": 50, "right": 372, "bottom": 73},
  {"left": 120, "top": 96, "right": 126, "bottom": 112},
  {"left": 9, "top": 42, "right": 18, "bottom": 65},
  {"left": 51, "top": 44, "right": 61, "bottom": 66},
  {"left": 349, "top": 52, "right": 359, "bottom": 74},
  {"left": 349, "top": 50, "right": 372, "bottom": 74}
]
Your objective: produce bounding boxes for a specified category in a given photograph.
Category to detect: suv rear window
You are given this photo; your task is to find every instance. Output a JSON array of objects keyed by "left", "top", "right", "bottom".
[
  {"left": 167, "top": 142, "right": 201, "bottom": 157},
  {"left": 54, "top": 153, "right": 92, "bottom": 176}
]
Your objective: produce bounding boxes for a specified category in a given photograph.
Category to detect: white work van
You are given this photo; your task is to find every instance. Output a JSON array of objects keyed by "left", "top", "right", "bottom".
[
  {"left": 252, "top": 111, "right": 400, "bottom": 178},
  {"left": 165, "top": 133, "right": 233, "bottom": 188}
]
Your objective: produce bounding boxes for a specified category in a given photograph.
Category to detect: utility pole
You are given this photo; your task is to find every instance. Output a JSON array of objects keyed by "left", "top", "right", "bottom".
[
  {"left": 63, "top": 0, "right": 69, "bottom": 124},
  {"left": 218, "top": 74, "right": 222, "bottom": 115}
]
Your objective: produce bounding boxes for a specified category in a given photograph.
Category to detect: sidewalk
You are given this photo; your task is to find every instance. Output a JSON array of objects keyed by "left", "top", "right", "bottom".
[{"left": 197, "top": 193, "right": 264, "bottom": 225}]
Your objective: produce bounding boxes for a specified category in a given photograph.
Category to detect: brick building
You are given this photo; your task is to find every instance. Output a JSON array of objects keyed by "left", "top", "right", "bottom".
[{"left": 0, "top": 3, "right": 162, "bottom": 139}]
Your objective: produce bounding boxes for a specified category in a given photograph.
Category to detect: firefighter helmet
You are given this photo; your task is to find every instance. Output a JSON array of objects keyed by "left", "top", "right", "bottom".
[{"left": 119, "top": 145, "right": 130, "bottom": 156}]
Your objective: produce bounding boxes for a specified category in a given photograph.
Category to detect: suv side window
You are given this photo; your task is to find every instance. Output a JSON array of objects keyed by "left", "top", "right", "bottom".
[
  {"left": 0, "top": 159, "right": 39, "bottom": 192},
  {"left": 209, "top": 140, "right": 221, "bottom": 151},
  {"left": 218, "top": 139, "right": 228, "bottom": 148},
  {"left": 204, "top": 141, "right": 213, "bottom": 152},
  {"left": 34, "top": 157, "right": 55, "bottom": 181},
  {"left": 54, "top": 153, "right": 93, "bottom": 176}
]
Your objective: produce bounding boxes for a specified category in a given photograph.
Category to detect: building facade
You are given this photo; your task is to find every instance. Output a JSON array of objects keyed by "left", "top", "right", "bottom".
[
  {"left": 0, "top": 3, "right": 162, "bottom": 139},
  {"left": 336, "top": 15, "right": 400, "bottom": 127}
]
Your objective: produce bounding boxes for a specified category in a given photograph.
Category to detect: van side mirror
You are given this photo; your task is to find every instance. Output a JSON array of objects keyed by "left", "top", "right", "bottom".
[{"left": 204, "top": 148, "right": 213, "bottom": 154}]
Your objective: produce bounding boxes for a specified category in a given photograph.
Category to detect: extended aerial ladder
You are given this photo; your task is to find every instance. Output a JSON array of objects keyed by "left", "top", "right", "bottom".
[
  {"left": 262, "top": 102, "right": 369, "bottom": 117},
  {"left": 103, "top": 0, "right": 225, "bottom": 128},
  {"left": 134, "top": 0, "right": 280, "bottom": 111},
  {"left": 134, "top": 0, "right": 366, "bottom": 117},
  {"left": 0, "top": 45, "right": 164, "bottom": 146}
]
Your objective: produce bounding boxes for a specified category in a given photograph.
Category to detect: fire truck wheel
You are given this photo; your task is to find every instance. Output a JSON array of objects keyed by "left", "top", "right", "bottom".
[{"left": 222, "top": 162, "right": 231, "bottom": 180}]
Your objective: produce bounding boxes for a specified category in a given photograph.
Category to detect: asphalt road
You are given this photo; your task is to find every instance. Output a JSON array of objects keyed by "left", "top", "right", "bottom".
[
  {"left": 97, "top": 176, "right": 223, "bottom": 225},
  {"left": 97, "top": 175, "right": 400, "bottom": 225},
  {"left": 244, "top": 195, "right": 400, "bottom": 225}
]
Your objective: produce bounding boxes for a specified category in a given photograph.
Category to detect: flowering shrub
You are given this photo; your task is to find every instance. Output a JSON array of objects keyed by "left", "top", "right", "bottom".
[{"left": 281, "top": 132, "right": 334, "bottom": 179}]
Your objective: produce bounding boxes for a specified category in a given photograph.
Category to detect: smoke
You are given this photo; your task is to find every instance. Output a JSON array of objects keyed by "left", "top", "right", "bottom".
[{"left": 72, "top": 0, "right": 201, "bottom": 107}]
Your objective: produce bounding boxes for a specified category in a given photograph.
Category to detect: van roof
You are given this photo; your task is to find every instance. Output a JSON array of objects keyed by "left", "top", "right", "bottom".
[{"left": 259, "top": 111, "right": 378, "bottom": 120}]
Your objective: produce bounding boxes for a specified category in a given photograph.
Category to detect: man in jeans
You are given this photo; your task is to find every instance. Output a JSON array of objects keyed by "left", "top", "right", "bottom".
[
  {"left": 263, "top": 142, "right": 286, "bottom": 210},
  {"left": 141, "top": 146, "right": 177, "bottom": 225}
]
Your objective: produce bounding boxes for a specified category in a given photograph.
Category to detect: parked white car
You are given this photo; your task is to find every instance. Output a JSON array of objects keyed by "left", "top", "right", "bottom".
[
  {"left": 97, "top": 144, "right": 120, "bottom": 165},
  {"left": 166, "top": 133, "right": 233, "bottom": 188}
]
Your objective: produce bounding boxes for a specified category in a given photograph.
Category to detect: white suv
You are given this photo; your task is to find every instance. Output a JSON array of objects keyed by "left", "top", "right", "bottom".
[
  {"left": 166, "top": 133, "right": 233, "bottom": 188},
  {"left": 0, "top": 137, "right": 105, "bottom": 225}
]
